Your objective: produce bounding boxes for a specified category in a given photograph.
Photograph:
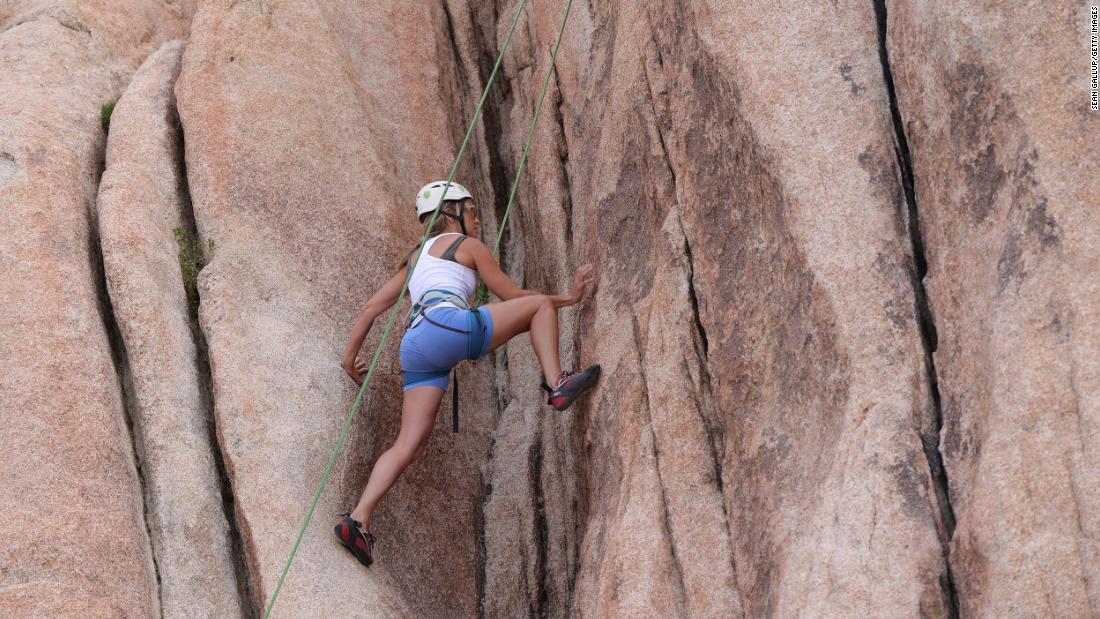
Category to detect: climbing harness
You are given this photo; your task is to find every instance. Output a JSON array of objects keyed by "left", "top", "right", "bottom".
[
  {"left": 406, "top": 286, "right": 488, "bottom": 433},
  {"left": 264, "top": 0, "right": 574, "bottom": 615}
]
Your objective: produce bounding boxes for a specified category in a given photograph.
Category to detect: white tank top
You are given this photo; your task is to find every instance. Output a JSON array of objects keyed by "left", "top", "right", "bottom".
[{"left": 408, "top": 233, "right": 477, "bottom": 323}]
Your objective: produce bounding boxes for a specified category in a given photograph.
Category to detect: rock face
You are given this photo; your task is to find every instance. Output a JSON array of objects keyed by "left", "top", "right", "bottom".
[
  {"left": 174, "top": 1, "right": 500, "bottom": 615},
  {"left": 96, "top": 39, "right": 244, "bottom": 618},
  {"left": 489, "top": 1, "right": 951, "bottom": 615},
  {"left": 887, "top": 1, "right": 1100, "bottom": 615},
  {"left": 0, "top": 2, "right": 191, "bottom": 617},
  {"left": 2, "top": 0, "right": 1095, "bottom": 616}
]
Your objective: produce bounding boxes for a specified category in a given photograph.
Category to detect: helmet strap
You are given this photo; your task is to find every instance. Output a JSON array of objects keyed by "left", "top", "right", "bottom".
[{"left": 445, "top": 201, "right": 468, "bottom": 236}]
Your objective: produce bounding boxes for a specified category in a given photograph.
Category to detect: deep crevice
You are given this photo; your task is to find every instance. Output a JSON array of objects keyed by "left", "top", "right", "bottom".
[
  {"left": 471, "top": 3, "right": 515, "bottom": 265},
  {"left": 453, "top": 3, "right": 522, "bottom": 614},
  {"left": 476, "top": 437, "right": 495, "bottom": 619},
  {"left": 642, "top": 40, "right": 738, "bottom": 588},
  {"left": 682, "top": 234, "right": 711, "bottom": 361},
  {"left": 89, "top": 143, "right": 165, "bottom": 617},
  {"left": 173, "top": 105, "right": 259, "bottom": 619},
  {"left": 873, "top": 1, "right": 959, "bottom": 616},
  {"left": 530, "top": 428, "right": 551, "bottom": 618},
  {"left": 551, "top": 65, "right": 575, "bottom": 261}
]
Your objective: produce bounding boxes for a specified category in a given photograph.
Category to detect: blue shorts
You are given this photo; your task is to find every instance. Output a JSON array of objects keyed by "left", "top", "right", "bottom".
[{"left": 400, "top": 306, "right": 494, "bottom": 391}]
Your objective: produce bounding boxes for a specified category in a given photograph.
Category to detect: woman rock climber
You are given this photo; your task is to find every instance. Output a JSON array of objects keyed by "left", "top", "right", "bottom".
[{"left": 333, "top": 180, "right": 600, "bottom": 567}]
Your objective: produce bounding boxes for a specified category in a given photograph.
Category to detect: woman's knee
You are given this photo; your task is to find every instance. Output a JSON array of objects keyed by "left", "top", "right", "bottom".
[
  {"left": 390, "top": 439, "right": 417, "bottom": 465},
  {"left": 394, "top": 435, "right": 429, "bottom": 464},
  {"left": 533, "top": 294, "right": 553, "bottom": 314}
]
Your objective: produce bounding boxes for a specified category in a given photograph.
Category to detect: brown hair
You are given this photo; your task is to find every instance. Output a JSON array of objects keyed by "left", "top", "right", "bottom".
[{"left": 401, "top": 199, "right": 467, "bottom": 269}]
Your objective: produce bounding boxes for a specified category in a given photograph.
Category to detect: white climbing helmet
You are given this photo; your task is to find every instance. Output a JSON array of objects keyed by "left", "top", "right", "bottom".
[{"left": 415, "top": 180, "right": 473, "bottom": 221}]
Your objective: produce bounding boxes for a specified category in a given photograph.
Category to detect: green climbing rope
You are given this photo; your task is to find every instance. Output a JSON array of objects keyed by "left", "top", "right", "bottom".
[{"left": 262, "top": 0, "right": 577, "bottom": 615}]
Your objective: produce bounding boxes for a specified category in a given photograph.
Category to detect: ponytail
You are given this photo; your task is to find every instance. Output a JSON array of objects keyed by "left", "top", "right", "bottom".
[{"left": 399, "top": 199, "right": 466, "bottom": 269}]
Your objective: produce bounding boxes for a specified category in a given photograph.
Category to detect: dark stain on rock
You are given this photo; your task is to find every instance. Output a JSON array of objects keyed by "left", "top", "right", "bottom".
[
  {"left": 943, "top": 58, "right": 1060, "bottom": 301},
  {"left": 840, "top": 63, "right": 865, "bottom": 95},
  {"left": 947, "top": 62, "right": 1009, "bottom": 224},
  {"left": 996, "top": 233, "right": 1024, "bottom": 294},
  {"left": 882, "top": 297, "right": 909, "bottom": 332},
  {"left": 0, "top": 152, "right": 17, "bottom": 190},
  {"left": 1025, "top": 199, "right": 1060, "bottom": 249},
  {"left": 890, "top": 457, "right": 933, "bottom": 521},
  {"left": 966, "top": 143, "right": 1005, "bottom": 223},
  {"left": 859, "top": 144, "right": 903, "bottom": 206},
  {"left": 590, "top": 100, "right": 674, "bottom": 302},
  {"left": 639, "top": 4, "right": 851, "bottom": 615}
]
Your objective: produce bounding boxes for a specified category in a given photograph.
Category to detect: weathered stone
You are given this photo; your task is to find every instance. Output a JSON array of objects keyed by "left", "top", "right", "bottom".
[
  {"left": 6, "top": 0, "right": 1095, "bottom": 615},
  {"left": 96, "top": 39, "right": 245, "bottom": 618},
  {"left": 888, "top": 1, "right": 1100, "bottom": 615},
  {"left": 0, "top": 2, "right": 191, "bottom": 617},
  {"left": 175, "top": 1, "right": 500, "bottom": 615},
  {"left": 488, "top": 0, "right": 954, "bottom": 615}
]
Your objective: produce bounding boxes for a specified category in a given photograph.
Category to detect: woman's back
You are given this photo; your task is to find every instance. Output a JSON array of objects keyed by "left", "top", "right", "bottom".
[{"left": 407, "top": 233, "right": 477, "bottom": 311}]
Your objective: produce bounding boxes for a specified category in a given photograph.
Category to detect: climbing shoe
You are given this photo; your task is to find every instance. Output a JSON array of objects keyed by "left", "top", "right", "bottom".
[
  {"left": 542, "top": 364, "right": 601, "bottom": 411},
  {"left": 334, "top": 513, "right": 375, "bottom": 568}
]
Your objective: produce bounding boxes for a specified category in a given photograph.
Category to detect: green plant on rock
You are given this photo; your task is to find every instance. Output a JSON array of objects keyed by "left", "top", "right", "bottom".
[
  {"left": 174, "top": 226, "right": 214, "bottom": 308},
  {"left": 101, "top": 101, "right": 116, "bottom": 132}
]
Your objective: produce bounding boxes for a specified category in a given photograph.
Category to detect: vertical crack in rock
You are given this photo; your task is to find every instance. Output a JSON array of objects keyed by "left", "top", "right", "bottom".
[
  {"left": 681, "top": 229, "right": 710, "bottom": 362},
  {"left": 174, "top": 109, "right": 259, "bottom": 619},
  {"left": 681, "top": 232, "right": 735, "bottom": 549},
  {"left": 631, "top": 315, "right": 690, "bottom": 607},
  {"left": 444, "top": 3, "right": 523, "bottom": 613},
  {"left": 551, "top": 65, "right": 575, "bottom": 259},
  {"left": 453, "top": 0, "right": 514, "bottom": 261},
  {"left": 642, "top": 47, "right": 726, "bottom": 551},
  {"left": 873, "top": 1, "right": 959, "bottom": 615},
  {"left": 476, "top": 440, "right": 493, "bottom": 619},
  {"left": 530, "top": 429, "right": 551, "bottom": 618},
  {"left": 89, "top": 150, "right": 165, "bottom": 617}
]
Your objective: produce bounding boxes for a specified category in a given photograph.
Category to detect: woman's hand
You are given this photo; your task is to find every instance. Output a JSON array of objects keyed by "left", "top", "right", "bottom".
[
  {"left": 341, "top": 357, "right": 369, "bottom": 386},
  {"left": 569, "top": 263, "right": 596, "bottom": 305}
]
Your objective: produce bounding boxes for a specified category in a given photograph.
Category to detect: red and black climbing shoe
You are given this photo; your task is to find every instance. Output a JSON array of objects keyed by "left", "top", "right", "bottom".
[
  {"left": 542, "top": 364, "right": 601, "bottom": 411},
  {"left": 334, "top": 513, "right": 375, "bottom": 568}
]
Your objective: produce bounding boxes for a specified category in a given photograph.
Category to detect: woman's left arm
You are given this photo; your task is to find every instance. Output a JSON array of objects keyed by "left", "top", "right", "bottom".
[{"left": 341, "top": 265, "right": 409, "bottom": 382}]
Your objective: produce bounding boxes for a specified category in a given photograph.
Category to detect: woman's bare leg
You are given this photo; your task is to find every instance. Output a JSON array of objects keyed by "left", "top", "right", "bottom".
[
  {"left": 350, "top": 385, "right": 444, "bottom": 528},
  {"left": 484, "top": 295, "right": 562, "bottom": 385}
]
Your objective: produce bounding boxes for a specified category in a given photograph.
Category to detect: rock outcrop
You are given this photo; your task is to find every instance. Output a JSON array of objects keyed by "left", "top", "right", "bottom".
[
  {"left": 96, "top": 39, "right": 245, "bottom": 618},
  {"left": 490, "top": 1, "right": 952, "bottom": 614},
  {"left": 174, "top": 1, "right": 499, "bottom": 615},
  {"left": 1, "top": 0, "right": 1094, "bottom": 617},
  {"left": 887, "top": 0, "right": 1100, "bottom": 615},
  {"left": 0, "top": 2, "right": 192, "bottom": 616}
]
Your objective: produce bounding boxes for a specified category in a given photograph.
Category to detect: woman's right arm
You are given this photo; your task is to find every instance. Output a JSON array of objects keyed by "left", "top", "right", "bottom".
[
  {"left": 467, "top": 238, "right": 594, "bottom": 308},
  {"left": 341, "top": 265, "right": 409, "bottom": 384}
]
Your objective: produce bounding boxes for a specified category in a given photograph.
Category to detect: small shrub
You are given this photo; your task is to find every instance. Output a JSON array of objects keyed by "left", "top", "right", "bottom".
[
  {"left": 174, "top": 227, "right": 214, "bottom": 308},
  {"left": 101, "top": 101, "right": 116, "bottom": 132}
]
